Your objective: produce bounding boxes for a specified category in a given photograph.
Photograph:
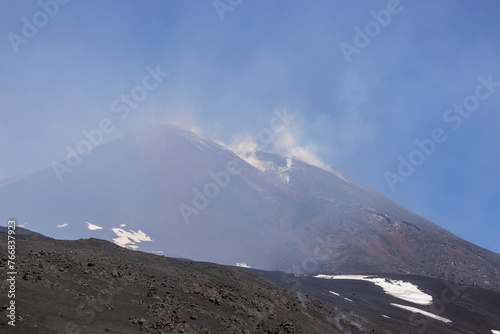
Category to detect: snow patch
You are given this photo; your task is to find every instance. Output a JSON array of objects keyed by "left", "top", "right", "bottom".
[
  {"left": 492, "top": 331, "right": 500, "bottom": 334},
  {"left": 86, "top": 222, "right": 103, "bottom": 230},
  {"left": 329, "top": 291, "right": 340, "bottom": 297},
  {"left": 314, "top": 274, "right": 433, "bottom": 305},
  {"left": 391, "top": 303, "right": 452, "bottom": 324},
  {"left": 381, "top": 315, "right": 390, "bottom": 319},
  {"left": 111, "top": 228, "right": 152, "bottom": 250},
  {"left": 236, "top": 262, "right": 251, "bottom": 268},
  {"left": 56, "top": 223, "right": 68, "bottom": 228},
  {"left": 344, "top": 297, "right": 353, "bottom": 302}
]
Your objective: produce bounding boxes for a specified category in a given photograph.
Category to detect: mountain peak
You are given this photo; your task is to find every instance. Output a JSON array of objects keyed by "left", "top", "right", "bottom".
[{"left": 1, "top": 125, "right": 499, "bottom": 293}]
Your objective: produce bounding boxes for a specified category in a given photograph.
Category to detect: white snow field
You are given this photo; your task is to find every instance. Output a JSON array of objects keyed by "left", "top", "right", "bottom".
[{"left": 314, "top": 274, "right": 433, "bottom": 305}]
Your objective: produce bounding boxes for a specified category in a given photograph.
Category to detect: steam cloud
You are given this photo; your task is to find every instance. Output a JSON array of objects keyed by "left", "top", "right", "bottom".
[{"left": 228, "top": 125, "right": 330, "bottom": 173}]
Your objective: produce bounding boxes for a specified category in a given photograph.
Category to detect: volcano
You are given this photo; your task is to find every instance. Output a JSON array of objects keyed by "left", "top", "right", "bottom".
[{"left": 1, "top": 123, "right": 499, "bottom": 292}]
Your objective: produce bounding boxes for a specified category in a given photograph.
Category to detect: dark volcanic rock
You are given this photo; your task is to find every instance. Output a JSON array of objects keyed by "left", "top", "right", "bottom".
[{"left": 0, "top": 232, "right": 389, "bottom": 334}]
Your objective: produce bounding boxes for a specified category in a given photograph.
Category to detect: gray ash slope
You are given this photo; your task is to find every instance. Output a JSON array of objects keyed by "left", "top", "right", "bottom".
[
  {"left": 0, "top": 231, "right": 389, "bottom": 334},
  {"left": 1, "top": 123, "right": 499, "bottom": 292}
]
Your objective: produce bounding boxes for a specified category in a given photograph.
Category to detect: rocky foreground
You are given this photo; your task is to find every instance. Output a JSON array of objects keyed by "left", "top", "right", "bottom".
[{"left": 0, "top": 231, "right": 389, "bottom": 333}]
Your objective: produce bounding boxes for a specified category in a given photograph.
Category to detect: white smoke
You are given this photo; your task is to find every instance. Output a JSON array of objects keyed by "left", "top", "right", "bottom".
[
  {"left": 228, "top": 125, "right": 330, "bottom": 173},
  {"left": 228, "top": 135, "right": 273, "bottom": 172},
  {"left": 273, "top": 129, "right": 330, "bottom": 170}
]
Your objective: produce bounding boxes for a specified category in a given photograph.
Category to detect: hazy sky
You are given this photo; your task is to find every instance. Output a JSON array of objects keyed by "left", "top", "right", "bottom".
[{"left": 1, "top": 0, "right": 499, "bottom": 253}]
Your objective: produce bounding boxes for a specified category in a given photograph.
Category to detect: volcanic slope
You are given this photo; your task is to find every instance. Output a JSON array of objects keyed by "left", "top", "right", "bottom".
[{"left": 0, "top": 123, "right": 499, "bottom": 292}]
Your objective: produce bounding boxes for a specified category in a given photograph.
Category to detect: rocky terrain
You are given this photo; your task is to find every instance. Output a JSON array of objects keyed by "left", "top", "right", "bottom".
[{"left": 0, "top": 231, "right": 390, "bottom": 334}]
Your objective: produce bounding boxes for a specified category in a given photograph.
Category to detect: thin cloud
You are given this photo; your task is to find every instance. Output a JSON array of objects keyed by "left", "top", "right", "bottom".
[
  {"left": 333, "top": 70, "right": 376, "bottom": 150},
  {"left": 56, "top": 223, "right": 68, "bottom": 228}
]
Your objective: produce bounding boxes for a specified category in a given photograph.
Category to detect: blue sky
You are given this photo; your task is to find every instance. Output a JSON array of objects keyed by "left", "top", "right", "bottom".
[{"left": 1, "top": 0, "right": 499, "bottom": 253}]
